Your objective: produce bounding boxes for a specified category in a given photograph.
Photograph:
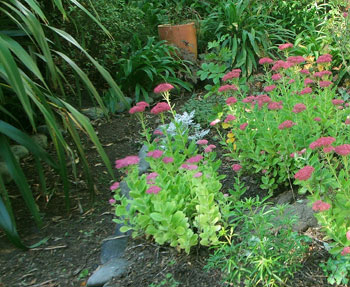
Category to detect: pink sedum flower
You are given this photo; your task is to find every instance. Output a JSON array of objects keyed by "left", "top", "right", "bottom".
[
  {"left": 146, "top": 172, "right": 159, "bottom": 180},
  {"left": 147, "top": 149, "right": 164, "bottom": 158},
  {"left": 287, "top": 56, "right": 305, "bottom": 64},
  {"left": 278, "top": 43, "right": 293, "bottom": 50},
  {"left": 309, "top": 137, "right": 336, "bottom": 149},
  {"left": 136, "top": 101, "right": 150, "bottom": 107},
  {"left": 110, "top": 181, "right": 120, "bottom": 191},
  {"left": 314, "top": 71, "right": 332, "bottom": 78},
  {"left": 193, "top": 172, "right": 203, "bottom": 178},
  {"left": 151, "top": 102, "right": 171, "bottom": 114},
  {"left": 268, "top": 101, "right": 283, "bottom": 110},
  {"left": 186, "top": 155, "right": 203, "bottom": 164},
  {"left": 109, "top": 198, "right": 116, "bottom": 205},
  {"left": 341, "top": 247, "right": 350, "bottom": 256},
  {"left": 232, "top": 164, "right": 242, "bottom": 172},
  {"left": 312, "top": 200, "right": 331, "bottom": 212},
  {"left": 224, "top": 114, "right": 236, "bottom": 122},
  {"left": 259, "top": 57, "right": 274, "bottom": 64},
  {"left": 345, "top": 118, "right": 350, "bottom": 125},
  {"left": 154, "top": 83, "right": 174, "bottom": 93},
  {"left": 300, "top": 87, "right": 312, "bottom": 95},
  {"left": 334, "top": 144, "right": 350, "bottom": 156},
  {"left": 323, "top": 146, "right": 335, "bottom": 153},
  {"left": 316, "top": 54, "right": 332, "bottom": 64},
  {"left": 314, "top": 117, "right": 321, "bottom": 122},
  {"left": 346, "top": 231, "right": 350, "bottom": 241},
  {"left": 271, "top": 73, "right": 282, "bottom": 81},
  {"left": 304, "top": 78, "right": 314, "bottom": 85},
  {"left": 115, "top": 155, "right": 140, "bottom": 169},
  {"left": 239, "top": 123, "right": 248, "bottom": 130},
  {"left": 332, "top": 99, "right": 345, "bottom": 106},
  {"left": 210, "top": 119, "right": 220, "bottom": 126},
  {"left": 162, "top": 157, "right": 174, "bottom": 164},
  {"left": 196, "top": 139, "right": 208, "bottom": 145},
  {"left": 180, "top": 164, "right": 198, "bottom": 170},
  {"left": 319, "top": 81, "right": 332, "bottom": 88},
  {"left": 204, "top": 144, "right": 216, "bottom": 153},
  {"left": 129, "top": 105, "right": 146, "bottom": 114},
  {"left": 288, "top": 79, "right": 295, "bottom": 84},
  {"left": 264, "top": 85, "right": 276, "bottom": 92},
  {"left": 222, "top": 69, "right": 241, "bottom": 81},
  {"left": 300, "top": 69, "right": 310, "bottom": 75},
  {"left": 292, "top": 103, "right": 307, "bottom": 114},
  {"left": 146, "top": 185, "right": 161, "bottom": 194},
  {"left": 218, "top": 84, "right": 238, "bottom": 92},
  {"left": 294, "top": 166, "right": 315, "bottom": 181},
  {"left": 278, "top": 120, "right": 296, "bottom": 130},
  {"left": 153, "top": 129, "right": 164, "bottom": 135},
  {"left": 226, "top": 97, "right": 238, "bottom": 105}
]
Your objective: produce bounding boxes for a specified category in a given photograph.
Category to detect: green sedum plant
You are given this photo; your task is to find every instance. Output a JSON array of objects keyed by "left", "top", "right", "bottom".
[
  {"left": 206, "top": 197, "right": 310, "bottom": 287},
  {"left": 112, "top": 84, "right": 231, "bottom": 253}
]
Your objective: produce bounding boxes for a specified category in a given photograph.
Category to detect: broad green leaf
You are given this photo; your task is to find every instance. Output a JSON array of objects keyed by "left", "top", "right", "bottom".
[{"left": 150, "top": 212, "right": 164, "bottom": 222}]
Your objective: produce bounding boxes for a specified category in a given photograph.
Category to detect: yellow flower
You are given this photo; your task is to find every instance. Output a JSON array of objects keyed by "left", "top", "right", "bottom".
[
  {"left": 222, "top": 122, "right": 232, "bottom": 129},
  {"left": 226, "top": 132, "right": 235, "bottom": 143}
]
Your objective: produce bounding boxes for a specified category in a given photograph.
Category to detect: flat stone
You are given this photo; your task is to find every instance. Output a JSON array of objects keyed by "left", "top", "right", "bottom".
[
  {"left": 82, "top": 107, "right": 105, "bottom": 120},
  {"left": 87, "top": 258, "right": 129, "bottom": 287},
  {"left": 138, "top": 144, "right": 149, "bottom": 175},
  {"left": 31, "top": 134, "right": 48, "bottom": 149},
  {"left": 100, "top": 224, "right": 129, "bottom": 264},
  {"left": 284, "top": 200, "right": 318, "bottom": 232},
  {"left": 275, "top": 190, "right": 294, "bottom": 205},
  {"left": 10, "top": 145, "right": 29, "bottom": 160}
]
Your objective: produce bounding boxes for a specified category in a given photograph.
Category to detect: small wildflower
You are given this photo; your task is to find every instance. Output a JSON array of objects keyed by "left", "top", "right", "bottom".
[
  {"left": 323, "top": 146, "right": 334, "bottom": 153},
  {"left": 153, "top": 129, "right": 164, "bottom": 135},
  {"left": 288, "top": 79, "right": 295, "bottom": 84},
  {"left": 262, "top": 169, "right": 267, "bottom": 174},
  {"left": 219, "top": 84, "right": 238, "bottom": 92},
  {"left": 314, "top": 71, "right": 332, "bottom": 78},
  {"left": 312, "top": 200, "right": 331, "bottom": 212},
  {"left": 162, "top": 157, "right": 174, "bottom": 164},
  {"left": 136, "top": 101, "right": 149, "bottom": 107},
  {"left": 346, "top": 231, "right": 350, "bottom": 241},
  {"left": 154, "top": 83, "right": 174, "bottom": 93},
  {"left": 150, "top": 102, "right": 171, "bottom": 114},
  {"left": 345, "top": 119, "right": 350, "bottom": 125},
  {"left": 110, "top": 182, "right": 120, "bottom": 191},
  {"left": 294, "top": 166, "right": 315, "bottom": 181},
  {"left": 204, "top": 144, "right": 216, "bottom": 153},
  {"left": 334, "top": 144, "right": 350, "bottom": 156},
  {"left": 344, "top": 12, "right": 349, "bottom": 17},
  {"left": 146, "top": 172, "right": 159, "bottom": 180},
  {"left": 146, "top": 185, "right": 161, "bottom": 194},
  {"left": 222, "top": 70, "right": 241, "bottom": 81},
  {"left": 232, "top": 164, "right": 242, "bottom": 172},
  {"left": 242, "top": 96, "right": 256, "bottom": 103},
  {"left": 314, "top": 117, "right": 321, "bottom": 122},
  {"left": 287, "top": 56, "right": 305, "bottom": 64}
]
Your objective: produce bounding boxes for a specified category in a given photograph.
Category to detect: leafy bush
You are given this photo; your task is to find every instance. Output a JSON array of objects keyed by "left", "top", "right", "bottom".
[
  {"left": 206, "top": 198, "right": 310, "bottom": 287},
  {"left": 116, "top": 37, "right": 192, "bottom": 102},
  {"left": 200, "top": 0, "right": 294, "bottom": 75},
  {"left": 0, "top": 0, "right": 125, "bottom": 248}
]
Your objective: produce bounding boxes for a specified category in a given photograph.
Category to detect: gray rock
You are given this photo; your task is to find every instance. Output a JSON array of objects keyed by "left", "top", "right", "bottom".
[
  {"left": 10, "top": 145, "right": 29, "bottom": 160},
  {"left": 115, "top": 97, "right": 133, "bottom": 113},
  {"left": 31, "top": 134, "right": 48, "bottom": 149},
  {"left": 0, "top": 162, "right": 12, "bottom": 184},
  {"left": 100, "top": 224, "right": 129, "bottom": 265},
  {"left": 82, "top": 107, "right": 105, "bottom": 120},
  {"left": 275, "top": 190, "right": 295, "bottom": 205},
  {"left": 138, "top": 144, "right": 149, "bottom": 175},
  {"left": 284, "top": 200, "right": 318, "bottom": 232},
  {"left": 87, "top": 258, "right": 129, "bottom": 287}
]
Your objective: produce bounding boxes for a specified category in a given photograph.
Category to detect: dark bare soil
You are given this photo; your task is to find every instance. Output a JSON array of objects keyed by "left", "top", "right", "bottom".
[{"left": 0, "top": 95, "right": 340, "bottom": 287}]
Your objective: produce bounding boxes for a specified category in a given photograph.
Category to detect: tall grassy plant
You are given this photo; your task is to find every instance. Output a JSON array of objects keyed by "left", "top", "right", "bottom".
[{"left": 0, "top": 0, "right": 127, "bottom": 248}]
